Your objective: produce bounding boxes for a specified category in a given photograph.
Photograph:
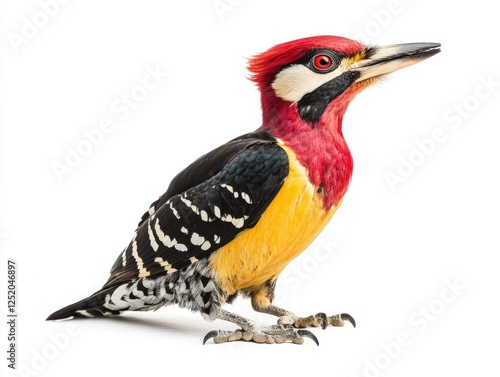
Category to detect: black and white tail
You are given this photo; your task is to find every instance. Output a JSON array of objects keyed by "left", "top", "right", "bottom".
[
  {"left": 47, "top": 260, "right": 220, "bottom": 322},
  {"left": 47, "top": 277, "right": 174, "bottom": 320},
  {"left": 46, "top": 286, "right": 125, "bottom": 320}
]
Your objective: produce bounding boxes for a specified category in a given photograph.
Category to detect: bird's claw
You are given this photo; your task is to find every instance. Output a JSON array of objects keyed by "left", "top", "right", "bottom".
[
  {"left": 336, "top": 313, "right": 356, "bottom": 328},
  {"left": 296, "top": 329, "right": 319, "bottom": 346},
  {"left": 203, "top": 329, "right": 245, "bottom": 344},
  {"left": 203, "top": 326, "right": 319, "bottom": 345}
]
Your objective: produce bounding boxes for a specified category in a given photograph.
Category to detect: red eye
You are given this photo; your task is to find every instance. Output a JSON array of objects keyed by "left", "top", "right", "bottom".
[{"left": 313, "top": 54, "right": 333, "bottom": 70}]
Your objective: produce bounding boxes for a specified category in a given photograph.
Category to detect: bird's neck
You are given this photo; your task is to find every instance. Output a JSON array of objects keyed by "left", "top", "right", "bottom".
[{"left": 260, "top": 91, "right": 353, "bottom": 210}]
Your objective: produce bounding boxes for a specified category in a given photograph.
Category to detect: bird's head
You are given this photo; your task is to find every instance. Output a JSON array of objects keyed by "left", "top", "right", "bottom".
[{"left": 249, "top": 36, "right": 440, "bottom": 134}]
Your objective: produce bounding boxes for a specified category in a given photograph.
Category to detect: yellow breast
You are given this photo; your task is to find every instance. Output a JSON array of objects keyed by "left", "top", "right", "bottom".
[{"left": 209, "top": 144, "right": 341, "bottom": 296}]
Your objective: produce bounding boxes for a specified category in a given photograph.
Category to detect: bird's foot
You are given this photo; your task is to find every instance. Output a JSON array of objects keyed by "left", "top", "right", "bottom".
[
  {"left": 203, "top": 324, "right": 319, "bottom": 345},
  {"left": 278, "top": 312, "right": 356, "bottom": 329}
]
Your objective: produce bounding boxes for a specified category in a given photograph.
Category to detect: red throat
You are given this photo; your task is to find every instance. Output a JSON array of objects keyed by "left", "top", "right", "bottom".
[{"left": 260, "top": 88, "right": 358, "bottom": 210}]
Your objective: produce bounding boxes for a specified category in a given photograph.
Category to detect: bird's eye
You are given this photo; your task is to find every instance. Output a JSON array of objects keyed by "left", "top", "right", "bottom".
[{"left": 313, "top": 54, "right": 334, "bottom": 71}]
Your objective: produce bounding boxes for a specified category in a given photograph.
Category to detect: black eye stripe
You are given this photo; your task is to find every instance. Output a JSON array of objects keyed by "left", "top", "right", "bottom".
[{"left": 297, "top": 70, "right": 361, "bottom": 125}]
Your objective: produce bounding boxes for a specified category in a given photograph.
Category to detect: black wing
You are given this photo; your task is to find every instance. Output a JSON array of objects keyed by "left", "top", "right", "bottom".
[
  {"left": 136, "top": 131, "right": 278, "bottom": 229},
  {"left": 104, "top": 132, "right": 289, "bottom": 288}
]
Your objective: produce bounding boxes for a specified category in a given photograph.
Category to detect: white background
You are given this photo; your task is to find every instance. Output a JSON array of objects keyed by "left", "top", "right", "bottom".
[{"left": 1, "top": 1, "right": 499, "bottom": 376}]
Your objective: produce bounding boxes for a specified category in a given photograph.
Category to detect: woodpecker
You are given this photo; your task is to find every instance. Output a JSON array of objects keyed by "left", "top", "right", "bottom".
[{"left": 47, "top": 36, "right": 440, "bottom": 345}]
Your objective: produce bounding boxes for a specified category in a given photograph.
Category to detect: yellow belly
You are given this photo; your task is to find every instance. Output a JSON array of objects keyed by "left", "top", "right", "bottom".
[{"left": 209, "top": 144, "right": 341, "bottom": 296}]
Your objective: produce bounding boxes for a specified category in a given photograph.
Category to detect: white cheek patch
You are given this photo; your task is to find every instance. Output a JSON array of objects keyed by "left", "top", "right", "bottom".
[{"left": 271, "top": 64, "right": 346, "bottom": 103}]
